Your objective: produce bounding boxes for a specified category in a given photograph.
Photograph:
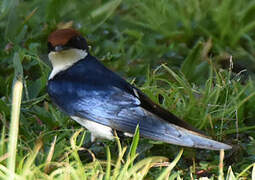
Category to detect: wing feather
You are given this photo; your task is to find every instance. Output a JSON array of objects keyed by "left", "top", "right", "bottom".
[{"left": 73, "top": 86, "right": 231, "bottom": 150}]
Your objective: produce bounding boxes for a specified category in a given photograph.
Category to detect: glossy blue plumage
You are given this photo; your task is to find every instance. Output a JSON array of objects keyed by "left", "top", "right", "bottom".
[
  {"left": 48, "top": 54, "right": 138, "bottom": 115},
  {"left": 47, "top": 54, "right": 231, "bottom": 150}
]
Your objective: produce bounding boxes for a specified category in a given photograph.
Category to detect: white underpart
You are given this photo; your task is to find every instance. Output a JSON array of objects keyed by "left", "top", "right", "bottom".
[
  {"left": 124, "top": 132, "right": 133, "bottom": 137},
  {"left": 71, "top": 116, "right": 114, "bottom": 142},
  {"left": 48, "top": 48, "right": 88, "bottom": 79}
]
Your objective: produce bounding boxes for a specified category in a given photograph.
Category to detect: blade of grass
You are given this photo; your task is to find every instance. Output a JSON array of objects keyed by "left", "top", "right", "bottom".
[
  {"left": 219, "top": 149, "right": 225, "bottom": 180},
  {"left": 156, "top": 148, "right": 183, "bottom": 180},
  {"left": 181, "top": 41, "right": 203, "bottom": 82},
  {"left": 22, "top": 138, "right": 43, "bottom": 176},
  {"left": 226, "top": 166, "right": 236, "bottom": 180},
  {"left": 126, "top": 156, "right": 168, "bottom": 179},
  {"left": 161, "top": 64, "right": 191, "bottom": 92},
  {"left": 114, "top": 130, "right": 122, "bottom": 156},
  {"left": 0, "top": 126, "right": 6, "bottom": 159},
  {"left": 0, "top": 0, "right": 18, "bottom": 20},
  {"left": 0, "top": 164, "right": 21, "bottom": 180},
  {"left": 128, "top": 124, "right": 140, "bottom": 167},
  {"left": 7, "top": 52, "right": 23, "bottom": 180},
  {"left": 252, "top": 163, "right": 255, "bottom": 180},
  {"left": 112, "top": 146, "right": 127, "bottom": 179},
  {"left": 91, "top": 0, "right": 121, "bottom": 18},
  {"left": 221, "top": 125, "right": 255, "bottom": 135},
  {"left": 105, "top": 146, "right": 111, "bottom": 180},
  {"left": 4, "top": 0, "right": 19, "bottom": 41},
  {"left": 237, "top": 163, "right": 255, "bottom": 178},
  {"left": 118, "top": 154, "right": 138, "bottom": 179},
  {"left": 0, "top": 153, "right": 8, "bottom": 163},
  {"left": 90, "top": 0, "right": 122, "bottom": 30},
  {"left": 44, "top": 136, "right": 57, "bottom": 173},
  {"left": 70, "top": 128, "right": 86, "bottom": 179}
]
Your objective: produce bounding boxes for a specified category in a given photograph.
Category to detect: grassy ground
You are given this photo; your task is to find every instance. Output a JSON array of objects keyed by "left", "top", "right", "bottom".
[{"left": 1, "top": 0, "right": 255, "bottom": 179}]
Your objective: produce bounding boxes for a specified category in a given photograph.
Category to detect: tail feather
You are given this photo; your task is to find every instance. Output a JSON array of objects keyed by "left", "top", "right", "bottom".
[{"left": 169, "top": 126, "right": 232, "bottom": 150}]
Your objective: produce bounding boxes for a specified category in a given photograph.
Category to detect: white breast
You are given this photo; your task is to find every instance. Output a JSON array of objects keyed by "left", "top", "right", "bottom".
[
  {"left": 48, "top": 48, "right": 88, "bottom": 79},
  {"left": 71, "top": 116, "right": 114, "bottom": 142}
]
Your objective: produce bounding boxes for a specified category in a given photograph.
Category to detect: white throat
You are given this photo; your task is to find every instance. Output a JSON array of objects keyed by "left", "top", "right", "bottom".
[{"left": 48, "top": 48, "right": 88, "bottom": 79}]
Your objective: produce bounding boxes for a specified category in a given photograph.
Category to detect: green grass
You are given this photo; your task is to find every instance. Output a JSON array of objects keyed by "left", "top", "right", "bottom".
[{"left": 1, "top": 0, "right": 255, "bottom": 179}]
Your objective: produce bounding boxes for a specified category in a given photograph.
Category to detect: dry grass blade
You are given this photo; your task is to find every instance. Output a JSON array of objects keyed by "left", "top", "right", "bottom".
[
  {"left": 219, "top": 149, "right": 225, "bottom": 180},
  {"left": 7, "top": 52, "right": 23, "bottom": 180},
  {"left": 226, "top": 166, "right": 236, "bottom": 180},
  {"left": 70, "top": 128, "right": 84, "bottom": 151},
  {"left": 126, "top": 156, "right": 168, "bottom": 179},
  {"left": 0, "top": 153, "right": 9, "bottom": 163},
  {"left": 44, "top": 136, "right": 57, "bottom": 173},
  {"left": 22, "top": 137, "right": 43, "bottom": 175}
]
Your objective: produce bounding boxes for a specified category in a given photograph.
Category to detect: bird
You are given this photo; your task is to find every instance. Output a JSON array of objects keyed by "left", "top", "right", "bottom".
[{"left": 47, "top": 28, "right": 231, "bottom": 150}]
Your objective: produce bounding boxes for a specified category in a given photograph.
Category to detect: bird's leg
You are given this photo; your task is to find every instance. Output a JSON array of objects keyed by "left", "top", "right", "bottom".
[
  {"left": 81, "top": 132, "right": 107, "bottom": 149},
  {"left": 113, "top": 129, "right": 134, "bottom": 151},
  {"left": 78, "top": 132, "right": 110, "bottom": 160}
]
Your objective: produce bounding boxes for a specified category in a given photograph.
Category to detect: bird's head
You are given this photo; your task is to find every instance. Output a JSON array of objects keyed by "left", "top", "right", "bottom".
[
  {"left": 47, "top": 28, "right": 89, "bottom": 79},
  {"left": 48, "top": 28, "right": 88, "bottom": 52}
]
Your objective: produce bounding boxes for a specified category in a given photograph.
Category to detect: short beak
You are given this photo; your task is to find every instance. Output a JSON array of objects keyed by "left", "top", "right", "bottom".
[{"left": 54, "top": 45, "right": 68, "bottom": 52}]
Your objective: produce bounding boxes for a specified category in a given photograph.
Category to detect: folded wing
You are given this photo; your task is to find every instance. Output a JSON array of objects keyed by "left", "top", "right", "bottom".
[{"left": 73, "top": 86, "right": 231, "bottom": 150}]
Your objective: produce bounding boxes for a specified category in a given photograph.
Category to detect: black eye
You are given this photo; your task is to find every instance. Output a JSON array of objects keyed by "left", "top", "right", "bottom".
[{"left": 48, "top": 42, "right": 54, "bottom": 52}]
